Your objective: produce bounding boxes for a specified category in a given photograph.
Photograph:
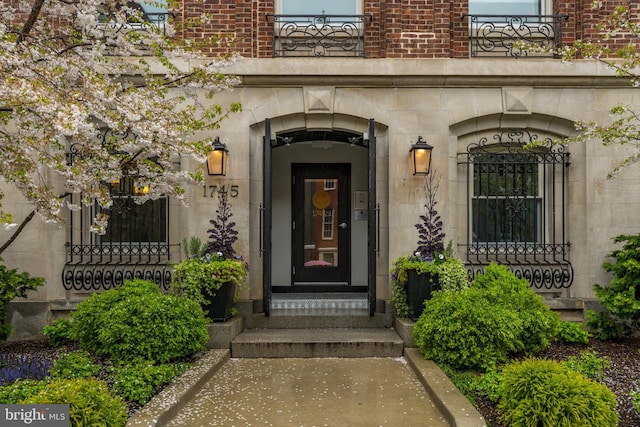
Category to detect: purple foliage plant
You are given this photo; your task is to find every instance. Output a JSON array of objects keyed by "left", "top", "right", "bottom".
[
  {"left": 415, "top": 172, "right": 445, "bottom": 258},
  {"left": 206, "top": 191, "right": 239, "bottom": 259}
]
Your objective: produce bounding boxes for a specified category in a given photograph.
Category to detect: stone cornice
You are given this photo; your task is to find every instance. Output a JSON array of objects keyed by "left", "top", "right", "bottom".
[{"left": 227, "top": 58, "right": 629, "bottom": 88}]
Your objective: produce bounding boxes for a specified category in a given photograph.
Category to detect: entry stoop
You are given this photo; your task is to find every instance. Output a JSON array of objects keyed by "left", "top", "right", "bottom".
[
  {"left": 231, "top": 328, "right": 404, "bottom": 358},
  {"left": 232, "top": 293, "right": 403, "bottom": 358}
]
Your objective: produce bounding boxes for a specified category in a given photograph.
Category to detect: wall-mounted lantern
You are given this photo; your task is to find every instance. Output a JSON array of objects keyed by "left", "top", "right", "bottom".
[
  {"left": 409, "top": 136, "right": 433, "bottom": 176},
  {"left": 207, "top": 137, "right": 229, "bottom": 176}
]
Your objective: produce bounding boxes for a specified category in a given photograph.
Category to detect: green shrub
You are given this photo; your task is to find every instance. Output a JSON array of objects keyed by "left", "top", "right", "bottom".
[
  {"left": 413, "top": 264, "right": 559, "bottom": 370},
  {"left": 0, "top": 261, "right": 44, "bottom": 340},
  {"left": 22, "top": 378, "right": 127, "bottom": 427},
  {"left": 110, "top": 359, "right": 189, "bottom": 404},
  {"left": 562, "top": 350, "right": 610, "bottom": 382},
  {"left": 49, "top": 351, "right": 101, "bottom": 379},
  {"left": 556, "top": 320, "right": 590, "bottom": 344},
  {"left": 413, "top": 287, "right": 522, "bottom": 370},
  {"left": 43, "top": 318, "right": 75, "bottom": 347},
  {"left": 437, "top": 364, "right": 479, "bottom": 405},
  {"left": 586, "top": 309, "right": 631, "bottom": 340},
  {"left": 71, "top": 279, "right": 153, "bottom": 354},
  {"left": 587, "top": 233, "right": 640, "bottom": 340},
  {"left": 471, "top": 368, "right": 503, "bottom": 403},
  {"left": 72, "top": 279, "right": 208, "bottom": 363},
  {"left": 497, "top": 358, "right": 618, "bottom": 427},
  {"left": 472, "top": 264, "right": 559, "bottom": 353},
  {"left": 0, "top": 379, "right": 48, "bottom": 403}
]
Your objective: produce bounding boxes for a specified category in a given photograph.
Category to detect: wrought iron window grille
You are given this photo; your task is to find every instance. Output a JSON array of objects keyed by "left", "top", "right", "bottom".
[
  {"left": 63, "top": 129, "right": 177, "bottom": 292},
  {"left": 458, "top": 129, "right": 573, "bottom": 290},
  {"left": 267, "top": 13, "right": 372, "bottom": 57},
  {"left": 467, "top": 14, "right": 568, "bottom": 58}
]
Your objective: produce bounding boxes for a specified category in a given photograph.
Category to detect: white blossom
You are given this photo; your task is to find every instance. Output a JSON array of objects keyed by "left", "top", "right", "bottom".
[{"left": 0, "top": 0, "right": 241, "bottom": 229}]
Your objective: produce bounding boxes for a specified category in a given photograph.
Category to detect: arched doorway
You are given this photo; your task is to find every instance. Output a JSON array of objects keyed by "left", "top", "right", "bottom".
[{"left": 262, "top": 119, "right": 377, "bottom": 316}]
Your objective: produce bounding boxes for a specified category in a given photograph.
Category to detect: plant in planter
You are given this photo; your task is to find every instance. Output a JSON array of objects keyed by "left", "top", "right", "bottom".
[
  {"left": 170, "top": 191, "right": 247, "bottom": 321},
  {"left": 391, "top": 172, "right": 469, "bottom": 320}
]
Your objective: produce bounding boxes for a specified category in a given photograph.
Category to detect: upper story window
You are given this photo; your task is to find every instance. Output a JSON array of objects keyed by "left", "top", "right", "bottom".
[
  {"left": 98, "top": 1, "right": 170, "bottom": 34},
  {"left": 468, "top": 0, "right": 564, "bottom": 57},
  {"left": 279, "top": 0, "right": 360, "bottom": 15},
  {"left": 469, "top": 0, "right": 545, "bottom": 16},
  {"left": 271, "top": 0, "right": 368, "bottom": 57}
]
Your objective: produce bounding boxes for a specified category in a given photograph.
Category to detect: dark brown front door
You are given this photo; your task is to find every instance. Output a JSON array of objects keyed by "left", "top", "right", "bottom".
[{"left": 292, "top": 163, "right": 350, "bottom": 288}]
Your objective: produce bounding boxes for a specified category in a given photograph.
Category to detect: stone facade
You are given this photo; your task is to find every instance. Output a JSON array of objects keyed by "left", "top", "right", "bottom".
[{"left": 3, "top": 0, "right": 640, "bottom": 338}]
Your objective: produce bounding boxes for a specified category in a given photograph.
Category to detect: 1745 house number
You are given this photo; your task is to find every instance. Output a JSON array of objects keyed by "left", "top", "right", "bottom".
[{"left": 203, "top": 184, "right": 239, "bottom": 198}]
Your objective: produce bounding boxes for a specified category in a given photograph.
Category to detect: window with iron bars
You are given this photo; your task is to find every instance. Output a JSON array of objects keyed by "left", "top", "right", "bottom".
[
  {"left": 62, "top": 130, "right": 174, "bottom": 292},
  {"left": 459, "top": 129, "right": 573, "bottom": 290},
  {"left": 100, "top": 178, "right": 167, "bottom": 245}
]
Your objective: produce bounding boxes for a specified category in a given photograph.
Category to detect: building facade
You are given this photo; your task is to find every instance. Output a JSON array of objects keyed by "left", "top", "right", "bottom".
[{"left": 4, "top": 0, "right": 640, "bottom": 337}]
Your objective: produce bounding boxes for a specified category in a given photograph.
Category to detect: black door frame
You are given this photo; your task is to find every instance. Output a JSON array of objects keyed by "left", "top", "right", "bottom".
[{"left": 262, "top": 118, "right": 377, "bottom": 316}]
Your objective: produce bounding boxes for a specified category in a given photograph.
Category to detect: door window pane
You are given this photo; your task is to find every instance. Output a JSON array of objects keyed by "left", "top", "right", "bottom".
[
  {"left": 470, "top": 0, "right": 542, "bottom": 15},
  {"left": 304, "top": 178, "right": 339, "bottom": 267}
]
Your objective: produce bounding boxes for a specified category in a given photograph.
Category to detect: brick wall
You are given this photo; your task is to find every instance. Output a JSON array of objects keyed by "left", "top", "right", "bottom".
[
  {"left": 177, "top": 0, "right": 633, "bottom": 59},
  {"left": 580, "top": 0, "right": 639, "bottom": 57}
]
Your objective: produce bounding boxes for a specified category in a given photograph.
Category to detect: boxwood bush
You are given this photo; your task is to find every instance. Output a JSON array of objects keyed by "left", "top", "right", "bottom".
[
  {"left": 413, "top": 286, "right": 522, "bottom": 370},
  {"left": 471, "top": 264, "right": 559, "bottom": 353},
  {"left": 497, "top": 358, "right": 618, "bottom": 427},
  {"left": 22, "top": 378, "right": 127, "bottom": 427},
  {"left": 413, "top": 263, "right": 559, "bottom": 370},
  {"left": 72, "top": 279, "right": 208, "bottom": 363}
]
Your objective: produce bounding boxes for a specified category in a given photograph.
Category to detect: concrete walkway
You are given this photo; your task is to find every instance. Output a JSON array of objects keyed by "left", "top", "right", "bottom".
[{"left": 127, "top": 349, "right": 486, "bottom": 427}]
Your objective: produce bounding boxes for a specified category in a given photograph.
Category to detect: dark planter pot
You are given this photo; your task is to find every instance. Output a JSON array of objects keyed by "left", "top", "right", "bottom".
[
  {"left": 406, "top": 269, "right": 440, "bottom": 321},
  {"left": 201, "top": 281, "right": 236, "bottom": 322}
]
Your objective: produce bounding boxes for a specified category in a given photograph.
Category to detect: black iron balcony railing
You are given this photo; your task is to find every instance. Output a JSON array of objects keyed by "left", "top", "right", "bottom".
[
  {"left": 98, "top": 12, "right": 172, "bottom": 36},
  {"left": 267, "top": 14, "right": 371, "bottom": 57},
  {"left": 468, "top": 14, "right": 567, "bottom": 58}
]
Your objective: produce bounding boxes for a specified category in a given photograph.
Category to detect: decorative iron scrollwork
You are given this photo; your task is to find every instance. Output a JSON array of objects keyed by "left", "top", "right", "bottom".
[
  {"left": 268, "top": 14, "right": 370, "bottom": 57},
  {"left": 468, "top": 15, "right": 567, "bottom": 58},
  {"left": 465, "top": 260, "right": 573, "bottom": 290},
  {"left": 466, "top": 129, "right": 569, "bottom": 163},
  {"left": 62, "top": 263, "right": 172, "bottom": 292},
  {"left": 98, "top": 12, "right": 171, "bottom": 36}
]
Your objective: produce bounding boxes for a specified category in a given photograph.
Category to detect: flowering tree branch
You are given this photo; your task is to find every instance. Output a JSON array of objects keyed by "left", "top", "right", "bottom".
[
  {"left": 532, "top": 1, "right": 640, "bottom": 178},
  {"left": 0, "top": 0, "right": 241, "bottom": 232}
]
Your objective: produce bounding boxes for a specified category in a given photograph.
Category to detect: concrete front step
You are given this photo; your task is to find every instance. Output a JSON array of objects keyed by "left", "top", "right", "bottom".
[
  {"left": 249, "top": 311, "right": 391, "bottom": 329},
  {"left": 231, "top": 328, "right": 404, "bottom": 358}
]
